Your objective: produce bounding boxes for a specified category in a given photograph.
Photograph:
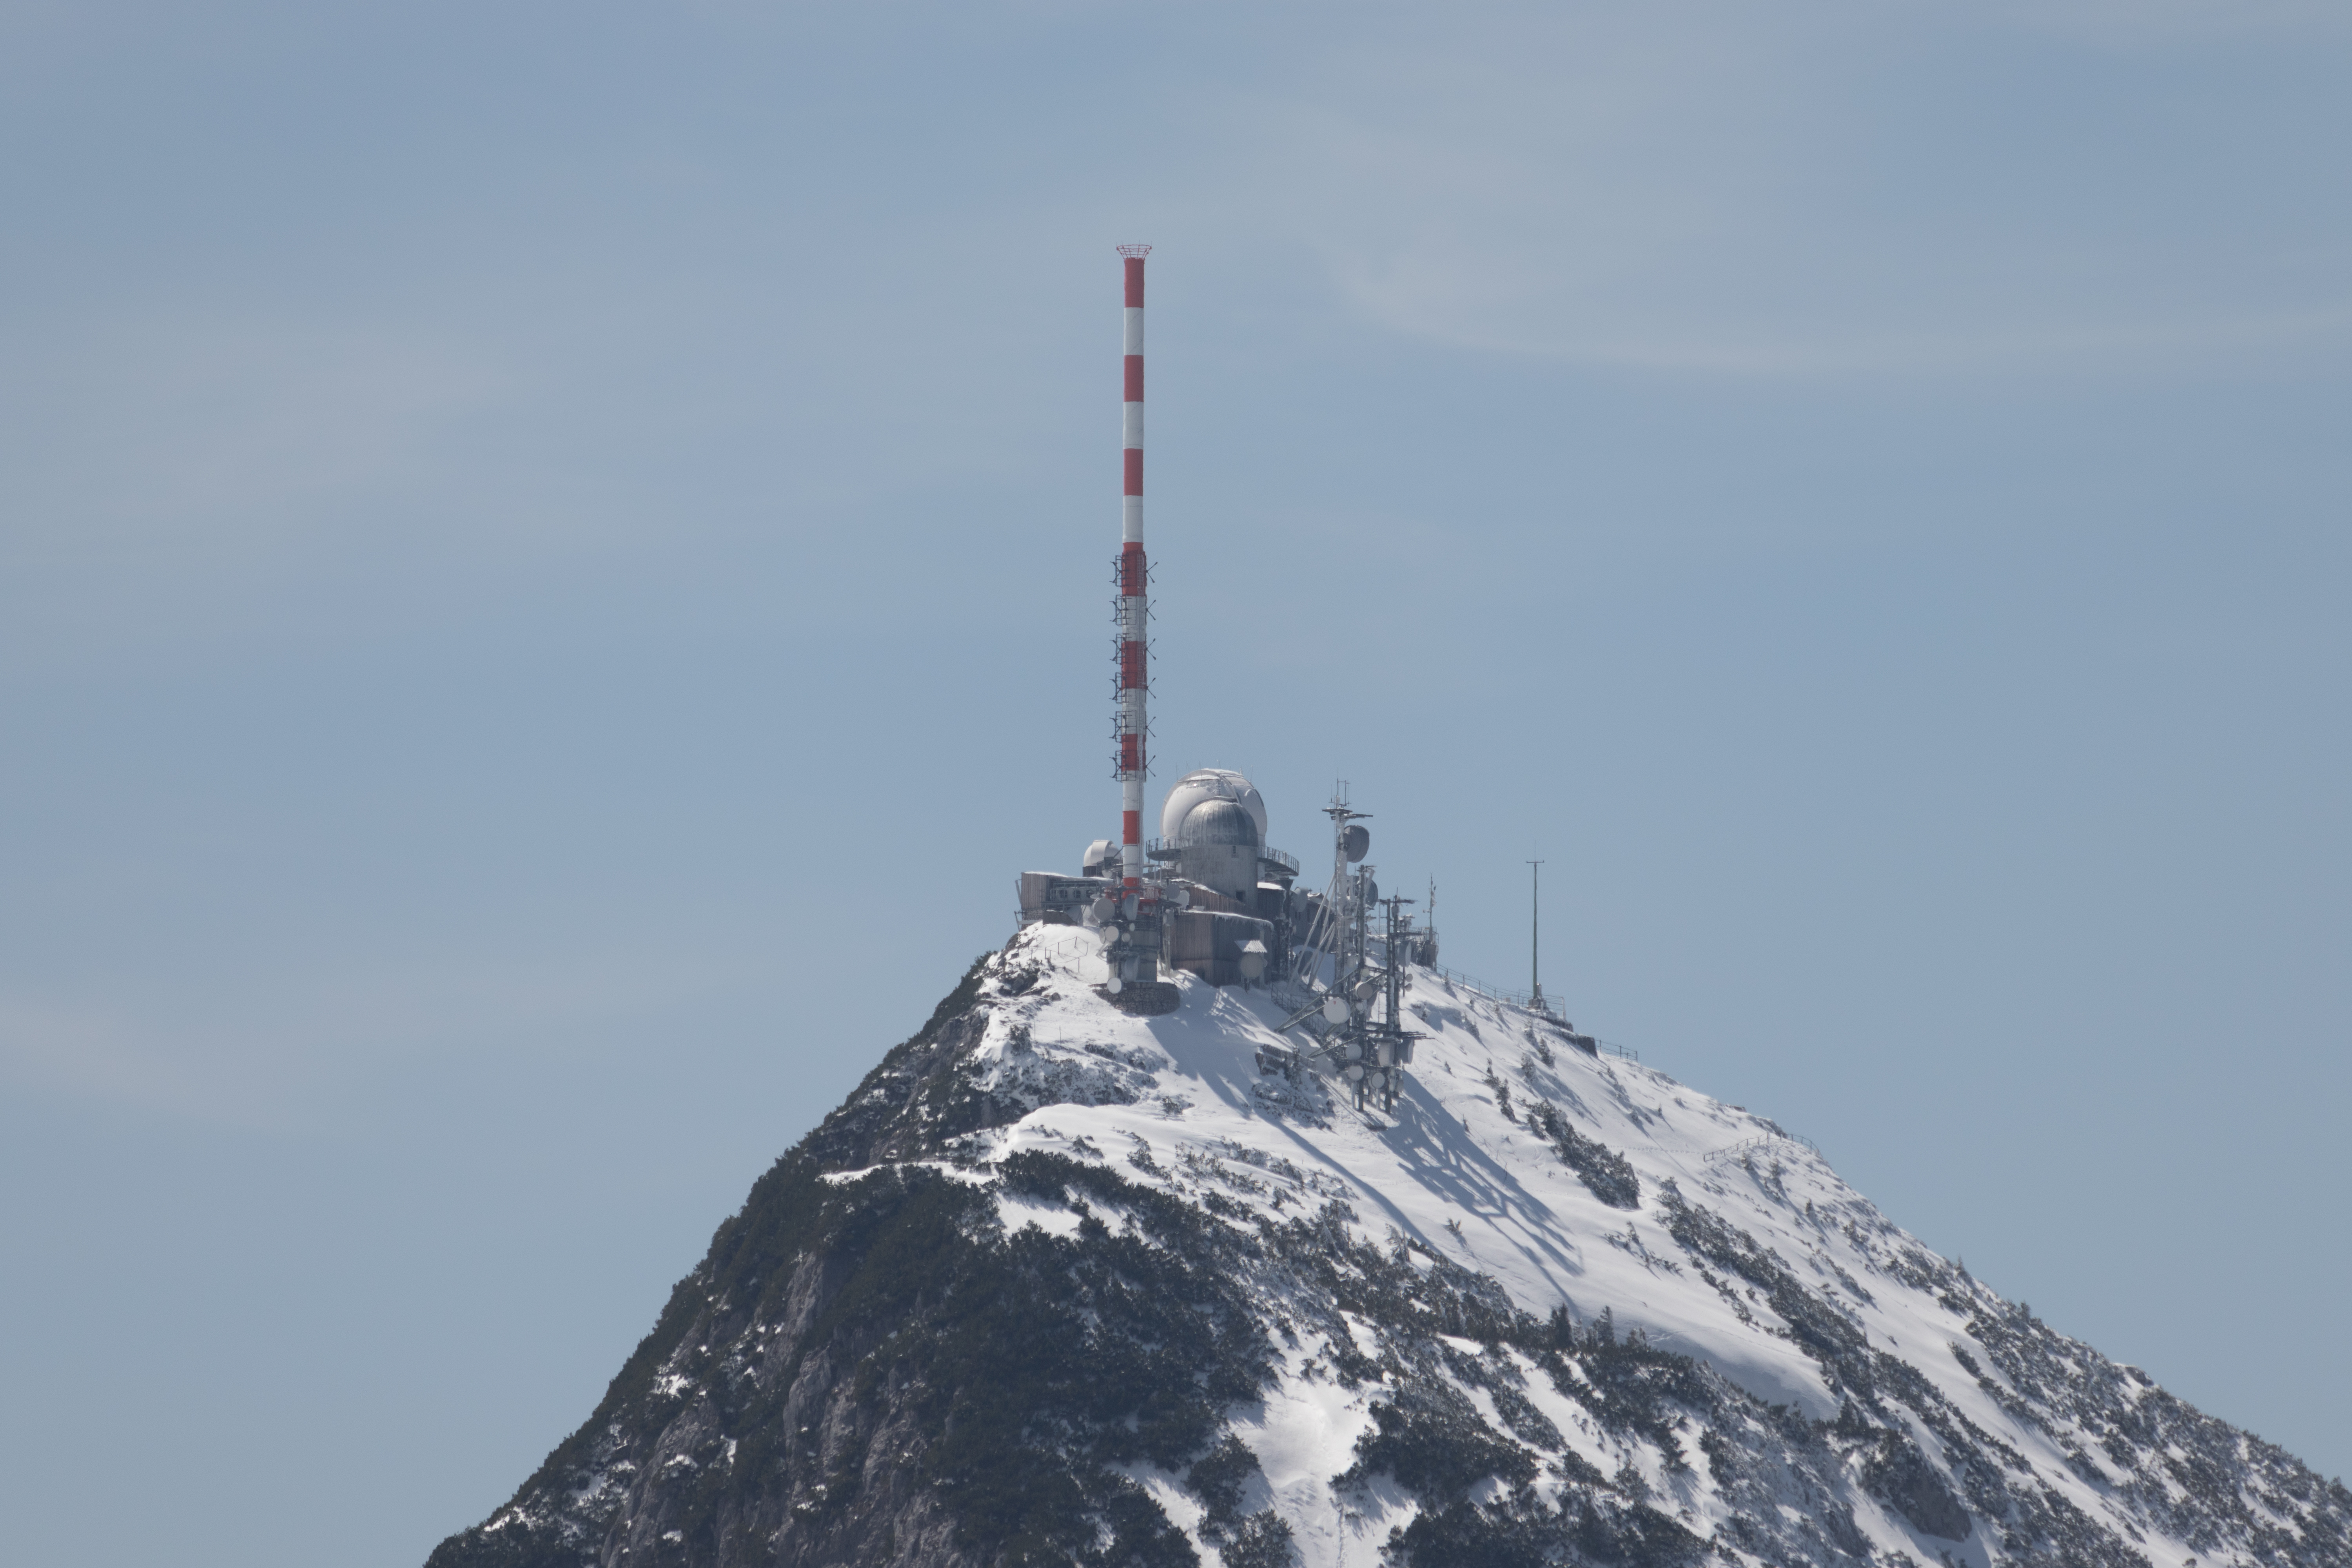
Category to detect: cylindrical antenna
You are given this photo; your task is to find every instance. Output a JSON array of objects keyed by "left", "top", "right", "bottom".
[
  {"left": 1528, "top": 858, "right": 1546, "bottom": 1013},
  {"left": 1115, "top": 246, "right": 1152, "bottom": 967}
]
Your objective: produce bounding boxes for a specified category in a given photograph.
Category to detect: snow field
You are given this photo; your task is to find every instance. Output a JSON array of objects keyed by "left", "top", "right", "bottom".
[{"left": 950, "top": 927, "right": 2252, "bottom": 1566}]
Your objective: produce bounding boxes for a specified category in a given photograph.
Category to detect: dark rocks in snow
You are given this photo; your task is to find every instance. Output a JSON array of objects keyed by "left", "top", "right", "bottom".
[
  {"left": 795, "top": 954, "right": 1002, "bottom": 1172},
  {"left": 431, "top": 1149, "right": 1274, "bottom": 1568},
  {"left": 1860, "top": 1429, "right": 1973, "bottom": 1541},
  {"left": 426, "top": 946, "right": 2352, "bottom": 1568},
  {"left": 1528, "top": 1100, "right": 1641, "bottom": 1209}
]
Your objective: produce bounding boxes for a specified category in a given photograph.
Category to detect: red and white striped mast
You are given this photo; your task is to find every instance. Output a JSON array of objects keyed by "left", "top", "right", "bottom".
[{"left": 1114, "top": 243, "right": 1152, "bottom": 985}]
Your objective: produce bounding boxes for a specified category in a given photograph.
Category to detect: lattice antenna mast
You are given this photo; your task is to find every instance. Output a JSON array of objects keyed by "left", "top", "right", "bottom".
[
  {"left": 1381, "top": 892, "right": 1411, "bottom": 1030},
  {"left": 1317, "top": 787, "right": 1371, "bottom": 996}
]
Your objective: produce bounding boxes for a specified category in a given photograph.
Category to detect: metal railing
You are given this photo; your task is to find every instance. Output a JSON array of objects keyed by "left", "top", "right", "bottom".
[
  {"left": 1417, "top": 960, "right": 1539, "bottom": 1011},
  {"left": 1405, "top": 956, "right": 1640, "bottom": 1062},
  {"left": 1701, "top": 1132, "right": 1820, "bottom": 1166},
  {"left": 1143, "top": 838, "right": 1303, "bottom": 878}
]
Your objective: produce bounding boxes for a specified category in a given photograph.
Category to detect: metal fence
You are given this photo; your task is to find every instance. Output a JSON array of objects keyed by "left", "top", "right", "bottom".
[
  {"left": 1406, "top": 956, "right": 1641, "bottom": 1062},
  {"left": 1700, "top": 1132, "right": 1822, "bottom": 1166}
]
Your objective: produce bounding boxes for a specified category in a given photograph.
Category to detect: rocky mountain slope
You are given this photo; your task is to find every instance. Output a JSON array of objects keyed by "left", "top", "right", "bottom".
[{"left": 427, "top": 926, "right": 2351, "bottom": 1568}]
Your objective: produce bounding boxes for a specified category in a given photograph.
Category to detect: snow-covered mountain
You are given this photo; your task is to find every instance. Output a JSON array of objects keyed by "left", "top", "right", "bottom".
[{"left": 427, "top": 927, "right": 2350, "bottom": 1568}]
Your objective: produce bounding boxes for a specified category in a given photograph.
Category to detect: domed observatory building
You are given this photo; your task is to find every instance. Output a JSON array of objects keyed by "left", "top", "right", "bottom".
[
  {"left": 1154, "top": 769, "right": 1299, "bottom": 986},
  {"left": 1160, "top": 769, "right": 1265, "bottom": 898}
]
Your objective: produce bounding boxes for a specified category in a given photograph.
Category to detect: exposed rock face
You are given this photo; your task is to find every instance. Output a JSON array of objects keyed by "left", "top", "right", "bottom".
[{"left": 427, "top": 932, "right": 2352, "bottom": 1568}]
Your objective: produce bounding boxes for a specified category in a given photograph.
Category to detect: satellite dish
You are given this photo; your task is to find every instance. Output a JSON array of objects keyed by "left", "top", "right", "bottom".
[
  {"left": 1321, "top": 996, "right": 1351, "bottom": 1025},
  {"left": 1104, "top": 976, "right": 1124, "bottom": 994},
  {"left": 1342, "top": 824, "right": 1370, "bottom": 863}
]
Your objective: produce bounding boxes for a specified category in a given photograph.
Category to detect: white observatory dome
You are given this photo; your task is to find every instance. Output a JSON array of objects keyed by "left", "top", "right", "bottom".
[
  {"left": 1161, "top": 769, "right": 1270, "bottom": 900},
  {"left": 1158, "top": 769, "right": 1268, "bottom": 846}
]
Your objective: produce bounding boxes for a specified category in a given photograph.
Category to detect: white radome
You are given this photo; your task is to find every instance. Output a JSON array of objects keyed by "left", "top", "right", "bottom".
[{"left": 1158, "top": 768, "right": 1268, "bottom": 845}]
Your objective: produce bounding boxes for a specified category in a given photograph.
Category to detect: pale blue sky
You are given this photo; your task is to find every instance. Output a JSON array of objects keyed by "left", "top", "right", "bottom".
[{"left": 2, "top": 4, "right": 2347, "bottom": 1564}]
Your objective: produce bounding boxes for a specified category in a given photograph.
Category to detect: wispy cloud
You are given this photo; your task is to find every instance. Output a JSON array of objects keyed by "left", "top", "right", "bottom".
[{"left": 1206, "top": 3, "right": 2352, "bottom": 376}]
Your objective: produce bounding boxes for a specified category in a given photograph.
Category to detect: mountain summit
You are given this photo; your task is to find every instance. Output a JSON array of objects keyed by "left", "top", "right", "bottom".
[{"left": 427, "top": 929, "right": 2348, "bottom": 1568}]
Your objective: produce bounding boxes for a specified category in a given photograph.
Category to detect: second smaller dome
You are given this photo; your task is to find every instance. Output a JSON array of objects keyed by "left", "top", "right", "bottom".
[{"left": 1178, "top": 798, "right": 1261, "bottom": 849}]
